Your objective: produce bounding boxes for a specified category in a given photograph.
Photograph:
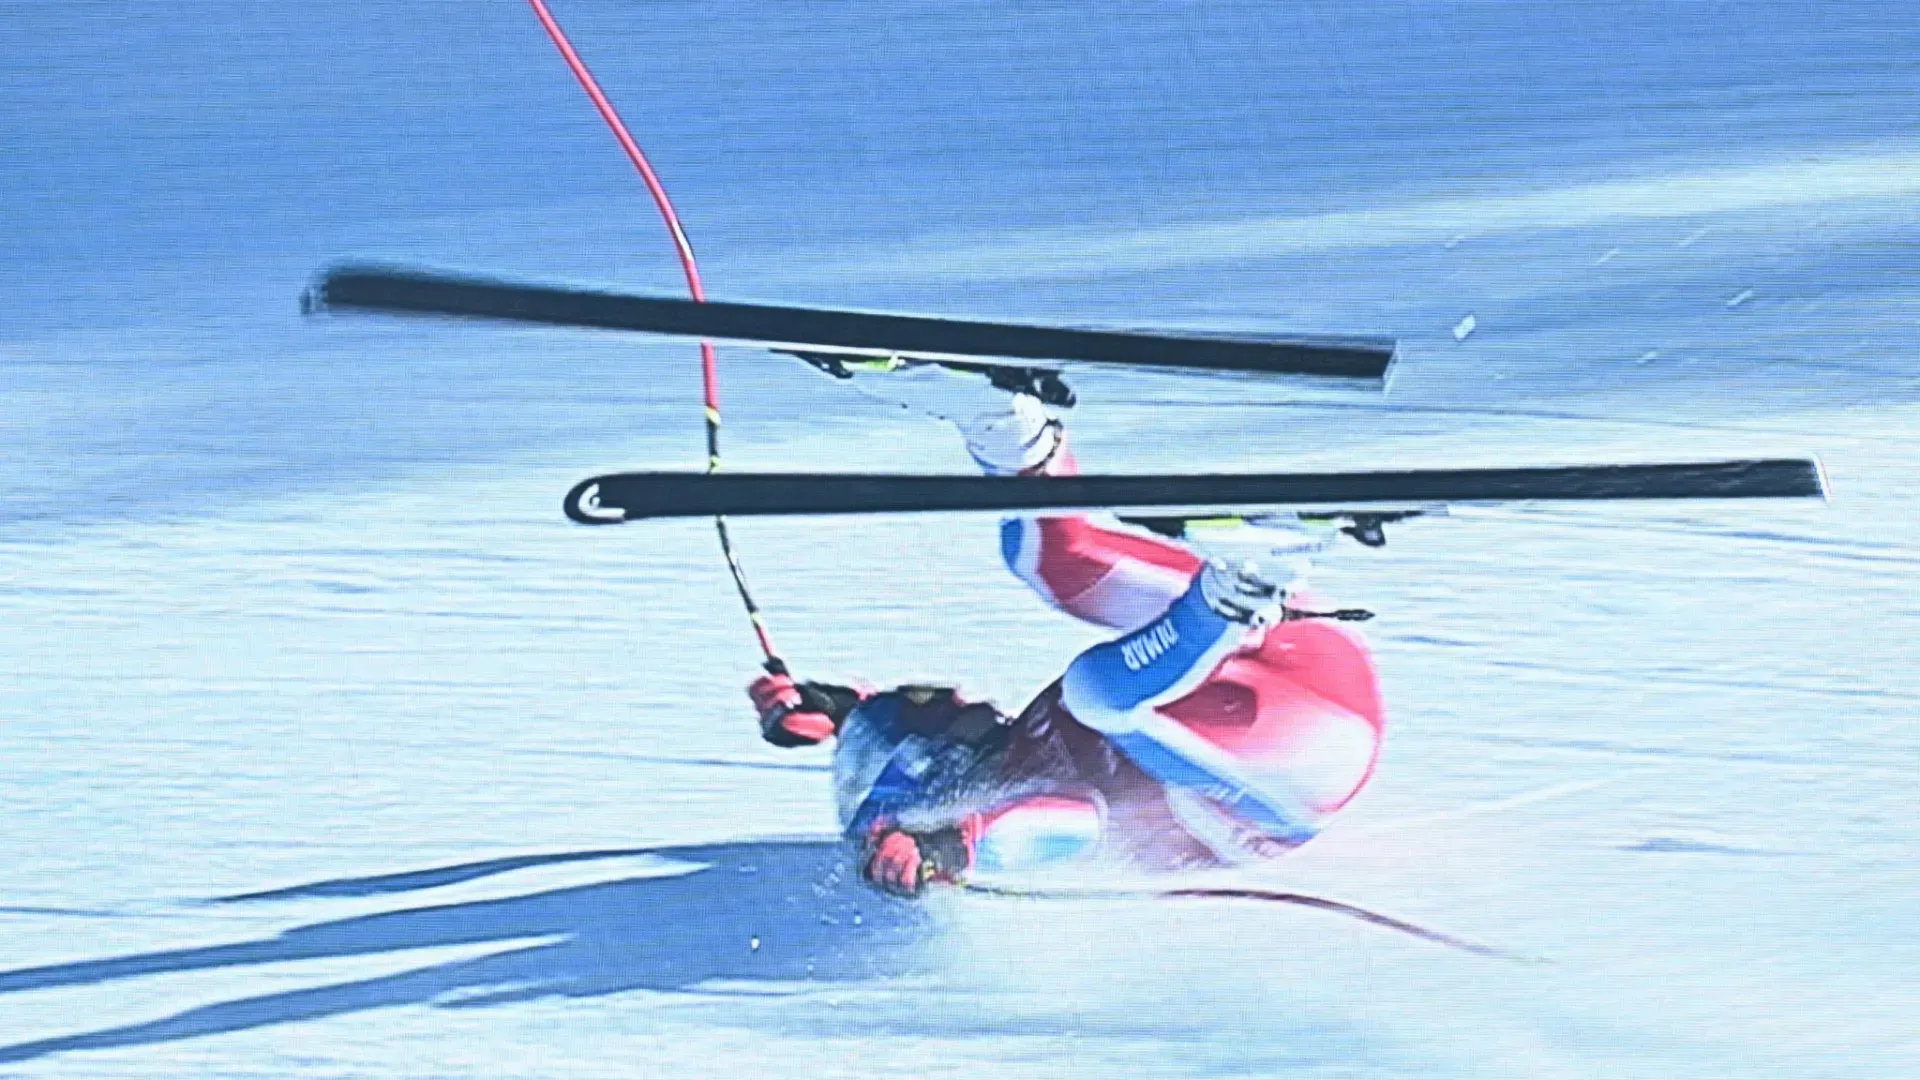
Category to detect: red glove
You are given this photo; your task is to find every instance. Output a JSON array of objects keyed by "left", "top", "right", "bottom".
[
  {"left": 862, "top": 818, "right": 979, "bottom": 897},
  {"left": 749, "top": 672, "right": 839, "bottom": 747}
]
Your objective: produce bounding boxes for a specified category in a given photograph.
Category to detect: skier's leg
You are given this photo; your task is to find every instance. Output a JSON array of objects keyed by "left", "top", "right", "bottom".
[
  {"left": 832, "top": 363, "right": 1205, "bottom": 632},
  {"left": 957, "top": 390, "right": 1334, "bottom": 633},
  {"left": 1159, "top": 619, "right": 1386, "bottom": 822},
  {"left": 1059, "top": 570, "right": 1323, "bottom": 848},
  {"left": 939, "top": 379, "right": 1206, "bottom": 633}
]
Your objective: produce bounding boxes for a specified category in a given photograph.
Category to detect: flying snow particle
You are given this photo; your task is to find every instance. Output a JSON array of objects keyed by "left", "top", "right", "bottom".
[{"left": 1453, "top": 314, "right": 1478, "bottom": 341}]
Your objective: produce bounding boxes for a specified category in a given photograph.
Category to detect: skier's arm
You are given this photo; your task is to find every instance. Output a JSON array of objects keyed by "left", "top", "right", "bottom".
[{"left": 1058, "top": 579, "right": 1321, "bottom": 847}]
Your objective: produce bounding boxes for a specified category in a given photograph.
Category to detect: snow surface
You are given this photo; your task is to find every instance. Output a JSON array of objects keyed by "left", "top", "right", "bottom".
[{"left": 3, "top": 2, "right": 1917, "bottom": 1076}]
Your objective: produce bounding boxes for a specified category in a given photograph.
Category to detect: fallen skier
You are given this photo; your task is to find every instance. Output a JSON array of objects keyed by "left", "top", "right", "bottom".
[{"left": 749, "top": 372, "right": 1385, "bottom": 896}]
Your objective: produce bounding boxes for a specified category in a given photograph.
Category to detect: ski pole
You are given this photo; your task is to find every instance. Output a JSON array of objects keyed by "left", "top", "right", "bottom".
[{"left": 527, "top": 0, "right": 785, "bottom": 672}]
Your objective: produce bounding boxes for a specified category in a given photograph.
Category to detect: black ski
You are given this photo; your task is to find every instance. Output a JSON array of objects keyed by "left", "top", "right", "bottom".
[
  {"left": 306, "top": 265, "right": 1395, "bottom": 383},
  {"left": 563, "top": 459, "right": 1827, "bottom": 524}
]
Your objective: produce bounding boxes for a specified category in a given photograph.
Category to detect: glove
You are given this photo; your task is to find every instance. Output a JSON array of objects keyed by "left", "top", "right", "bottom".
[
  {"left": 749, "top": 672, "right": 834, "bottom": 747},
  {"left": 862, "top": 819, "right": 978, "bottom": 897},
  {"left": 748, "top": 673, "right": 869, "bottom": 747}
]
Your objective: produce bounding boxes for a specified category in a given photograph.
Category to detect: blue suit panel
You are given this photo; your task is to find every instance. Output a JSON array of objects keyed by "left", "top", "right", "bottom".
[{"left": 1061, "top": 577, "right": 1319, "bottom": 846}]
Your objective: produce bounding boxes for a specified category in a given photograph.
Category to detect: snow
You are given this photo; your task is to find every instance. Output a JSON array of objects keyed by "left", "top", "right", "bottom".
[{"left": 2, "top": 1, "right": 1917, "bottom": 1076}]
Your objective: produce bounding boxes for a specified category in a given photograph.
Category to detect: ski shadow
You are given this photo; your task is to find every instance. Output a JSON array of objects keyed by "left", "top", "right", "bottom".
[{"left": 0, "top": 840, "right": 933, "bottom": 1065}]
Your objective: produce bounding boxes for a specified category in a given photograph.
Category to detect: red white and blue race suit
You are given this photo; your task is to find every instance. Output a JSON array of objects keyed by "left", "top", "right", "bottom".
[{"left": 833, "top": 433, "right": 1386, "bottom": 879}]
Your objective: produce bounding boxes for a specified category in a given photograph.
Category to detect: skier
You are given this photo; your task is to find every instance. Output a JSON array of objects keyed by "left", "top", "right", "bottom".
[{"left": 748, "top": 371, "right": 1386, "bottom": 896}]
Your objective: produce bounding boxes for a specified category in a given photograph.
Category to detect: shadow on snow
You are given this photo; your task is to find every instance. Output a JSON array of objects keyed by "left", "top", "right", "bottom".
[{"left": 0, "top": 840, "right": 934, "bottom": 1064}]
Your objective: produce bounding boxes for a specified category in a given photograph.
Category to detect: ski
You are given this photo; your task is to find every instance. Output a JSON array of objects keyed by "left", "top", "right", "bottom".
[
  {"left": 961, "top": 882, "right": 1529, "bottom": 960},
  {"left": 305, "top": 265, "right": 1396, "bottom": 384},
  {"left": 563, "top": 459, "right": 1827, "bottom": 524}
]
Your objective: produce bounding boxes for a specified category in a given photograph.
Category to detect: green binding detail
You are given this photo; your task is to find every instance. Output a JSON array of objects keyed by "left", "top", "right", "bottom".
[
  {"left": 838, "top": 354, "right": 908, "bottom": 373},
  {"left": 1180, "top": 516, "right": 1253, "bottom": 532}
]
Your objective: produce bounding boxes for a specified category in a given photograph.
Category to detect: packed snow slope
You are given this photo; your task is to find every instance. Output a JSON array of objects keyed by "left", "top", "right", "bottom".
[{"left": 2, "top": 2, "right": 1916, "bottom": 1077}]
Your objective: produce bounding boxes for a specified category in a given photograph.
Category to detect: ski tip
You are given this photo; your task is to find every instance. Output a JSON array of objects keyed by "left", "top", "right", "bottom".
[{"left": 564, "top": 479, "right": 629, "bottom": 525}]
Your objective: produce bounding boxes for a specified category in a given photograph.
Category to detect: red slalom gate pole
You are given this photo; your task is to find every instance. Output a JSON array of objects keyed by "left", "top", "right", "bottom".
[{"left": 527, "top": 0, "right": 786, "bottom": 672}]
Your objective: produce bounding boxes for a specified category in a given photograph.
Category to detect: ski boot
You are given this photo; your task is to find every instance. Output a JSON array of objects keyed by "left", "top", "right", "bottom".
[{"left": 793, "top": 354, "right": 1067, "bottom": 475}]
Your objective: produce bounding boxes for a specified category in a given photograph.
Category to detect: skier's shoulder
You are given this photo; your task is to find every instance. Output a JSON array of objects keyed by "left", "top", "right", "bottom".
[{"left": 860, "top": 684, "right": 1013, "bottom": 745}]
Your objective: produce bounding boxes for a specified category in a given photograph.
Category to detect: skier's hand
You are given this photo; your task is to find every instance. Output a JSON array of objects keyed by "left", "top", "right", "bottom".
[
  {"left": 863, "top": 821, "right": 977, "bottom": 897},
  {"left": 749, "top": 673, "right": 837, "bottom": 747},
  {"left": 864, "top": 830, "right": 929, "bottom": 896}
]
